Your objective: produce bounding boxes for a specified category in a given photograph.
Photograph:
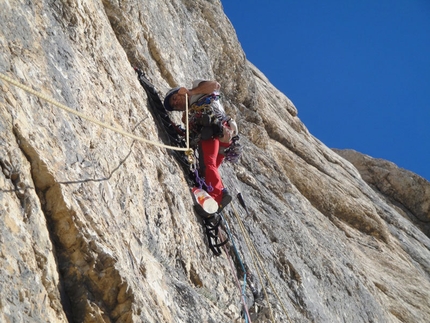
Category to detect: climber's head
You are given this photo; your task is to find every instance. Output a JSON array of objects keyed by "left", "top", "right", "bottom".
[{"left": 164, "top": 87, "right": 186, "bottom": 111}]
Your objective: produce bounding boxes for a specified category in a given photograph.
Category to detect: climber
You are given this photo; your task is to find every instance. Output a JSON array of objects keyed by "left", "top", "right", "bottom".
[{"left": 163, "top": 79, "right": 237, "bottom": 215}]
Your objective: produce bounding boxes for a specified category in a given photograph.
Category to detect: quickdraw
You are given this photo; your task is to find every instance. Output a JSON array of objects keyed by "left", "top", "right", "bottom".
[{"left": 223, "top": 135, "right": 242, "bottom": 163}]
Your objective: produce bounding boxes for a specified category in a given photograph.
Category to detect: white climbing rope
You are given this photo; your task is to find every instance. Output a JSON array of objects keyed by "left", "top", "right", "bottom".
[
  {"left": 230, "top": 201, "right": 293, "bottom": 323},
  {"left": 0, "top": 72, "right": 192, "bottom": 153}
]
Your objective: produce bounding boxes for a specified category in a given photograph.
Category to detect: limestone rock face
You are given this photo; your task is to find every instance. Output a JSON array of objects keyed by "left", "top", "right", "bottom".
[
  {"left": 334, "top": 149, "right": 430, "bottom": 238},
  {"left": 1, "top": 1, "right": 429, "bottom": 322}
]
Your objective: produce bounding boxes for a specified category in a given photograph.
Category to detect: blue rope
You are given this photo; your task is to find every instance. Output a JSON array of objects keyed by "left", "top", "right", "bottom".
[{"left": 220, "top": 212, "right": 250, "bottom": 323}]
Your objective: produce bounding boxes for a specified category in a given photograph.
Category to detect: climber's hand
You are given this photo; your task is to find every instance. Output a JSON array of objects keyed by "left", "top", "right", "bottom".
[{"left": 219, "top": 124, "right": 233, "bottom": 143}]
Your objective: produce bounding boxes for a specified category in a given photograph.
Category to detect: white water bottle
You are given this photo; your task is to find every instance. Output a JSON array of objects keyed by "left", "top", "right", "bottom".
[{"left": 192, "top": 187, "right": 218, "bottom": 214}]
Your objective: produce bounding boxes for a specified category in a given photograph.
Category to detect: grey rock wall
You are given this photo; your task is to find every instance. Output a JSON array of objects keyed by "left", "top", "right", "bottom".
[{"left": 1, "top": 1, "right": 429, "bottom": 322}]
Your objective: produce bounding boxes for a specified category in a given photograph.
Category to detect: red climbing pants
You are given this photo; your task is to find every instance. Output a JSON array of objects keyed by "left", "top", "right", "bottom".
[{"left": 199, "top": 138, "right": 230, "bottom": 204}]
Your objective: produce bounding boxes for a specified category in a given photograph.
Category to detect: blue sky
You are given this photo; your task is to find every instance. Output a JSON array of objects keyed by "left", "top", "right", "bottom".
[{"left": 223, "top": 1, "right": 430, "bottom": 181}]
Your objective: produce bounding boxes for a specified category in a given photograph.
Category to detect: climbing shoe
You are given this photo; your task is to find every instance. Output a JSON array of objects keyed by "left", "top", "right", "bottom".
[{"left": 218, "top": 188, "right": 232, "bottom": 212}]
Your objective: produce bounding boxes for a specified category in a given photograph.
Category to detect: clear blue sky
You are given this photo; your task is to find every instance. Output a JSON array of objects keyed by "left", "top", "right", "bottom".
[{"left": 223, "top": 1, "right": 430, "bottom": 181}]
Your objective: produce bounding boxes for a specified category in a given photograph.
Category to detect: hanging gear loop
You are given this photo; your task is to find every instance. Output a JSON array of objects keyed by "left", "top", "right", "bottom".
[{"left": 0, "top": 72, "right": 193, "bottom": 155}]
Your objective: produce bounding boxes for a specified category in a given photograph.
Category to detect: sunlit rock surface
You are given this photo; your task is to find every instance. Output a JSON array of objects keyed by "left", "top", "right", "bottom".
[{"left": 1, "top": 1, "right": 429, "bottom": 322}]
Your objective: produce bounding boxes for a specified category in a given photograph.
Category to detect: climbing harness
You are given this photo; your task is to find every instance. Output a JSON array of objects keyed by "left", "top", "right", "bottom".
[{"left": 188, "top": 93, "right": 227, "bottom": 142}]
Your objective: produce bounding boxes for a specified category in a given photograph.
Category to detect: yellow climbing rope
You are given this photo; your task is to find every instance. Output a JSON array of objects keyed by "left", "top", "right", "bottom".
[
  {"left": 0, "top": 72, "right": 193, "bottom": 155},
  {"left": 229, "top": 202, "right": 294, "bottom": 323}
]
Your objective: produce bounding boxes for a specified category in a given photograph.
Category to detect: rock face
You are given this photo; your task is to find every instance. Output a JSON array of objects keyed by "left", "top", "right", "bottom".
[
  {"left": 1, "top": 1, "right": 429, "bottom": 322},
  {"left": 334, "top": 149, "right": 430, "bottom": 239}
]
